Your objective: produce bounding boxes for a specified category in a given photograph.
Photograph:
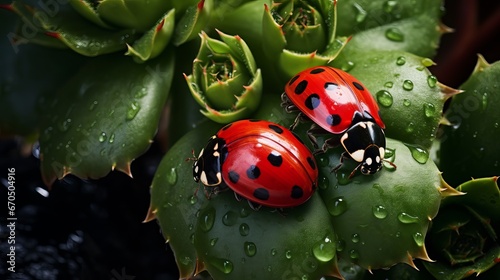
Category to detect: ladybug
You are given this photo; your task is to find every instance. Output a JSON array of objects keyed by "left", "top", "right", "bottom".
[
  {"left": 282, "top": 66, "right": 394, "bottom": 177},
  {"left": 192, "top": 119, "right": 318, "bottom": 208}
]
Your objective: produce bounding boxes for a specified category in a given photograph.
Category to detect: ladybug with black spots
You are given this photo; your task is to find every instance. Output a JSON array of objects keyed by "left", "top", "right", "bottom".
[
  {"left": 282, "top": 66, "right": 395, "bottom": 177},
  {"left": 192, "top": 119, "right": 318, "bottom": 208}
]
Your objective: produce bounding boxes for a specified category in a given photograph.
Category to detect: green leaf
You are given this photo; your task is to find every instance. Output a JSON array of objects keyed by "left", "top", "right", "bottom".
[
  {"left": 7, "top": 1, "right": 138, "bottom": 56},
  {"left": 336, "top": 0, "right": 445, "bottom": 58},
  {"left": 125, "top": 9, "right": 175, "bottom": 62},
  {"left": 0, "top": 11, "right": 87, "bottom": 138},
  {"left": 317, "top": 137, "right": 442, "bottom": 269},
  {"left": 440, "top": 55, "right": 500, "bottom": 187},
  {"left": 39, "top": 50, "right": 175, "bottom": 186},
  {"left": 149, "top": 121, "right": 341, "bottom": 279},
  {"left": 149, "top": 121, "right": 221, "bottom": 278},
  {"left": 67, "top": 0, "right": 114, "bottom": 29},
  {"left": 331, "top": 50, "right": 446, "bottom": 150},
  {"left": 96, "top": 0, "right": 171, "bottom": 31},
  {"left": 173, "top": 0, "right": 213, "bottom": 46}
]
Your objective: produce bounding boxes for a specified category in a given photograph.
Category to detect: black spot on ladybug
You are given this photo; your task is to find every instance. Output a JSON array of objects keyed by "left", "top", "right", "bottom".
[
  {"left": 253, "top": 188, "right": 270, "bottom": 201},
  {"left": 352, "top": 81, "right": 364, "bottom": 90},
  {"left": 324, "top": 82, "right": 338, "bottom": 91},
  {"left": 291, "top": 185, "right": 304, "bottom": 199},
  {"left": 310, "top": 68, "right": 325, "bottom": 74},
  {"left": 268, "top": 124, "right": 284, "bottom": 134},
  {"left": 327, "top": 114, "right": 342, "bottom": 126},
  {"left": 247, "top": 165, "right": 261, "bottom": 179},
  {"left": 294, "top": 80, "right": 308, "bottom": 95},
  {"left": 267, "top": 151, "right": 283, "bottom": 167},
  {"left": 305, "top": 93, "right": 321, "bottom": 110},
  {"left": 288, "top": 74, "right": 300, "bottom": 86},
  {"left": 228, "top": 170, "right": 239, "bottom": 183},
  {"left": 307, "top": 156, "right": 316, "bottom": 170}
]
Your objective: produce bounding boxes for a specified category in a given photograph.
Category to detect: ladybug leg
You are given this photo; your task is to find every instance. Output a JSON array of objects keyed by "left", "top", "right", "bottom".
[
  {"left": 383, "top": 159, "right": 398, "bottom": 169},
  {"left": 332, "top": 152, "right": 349, "bottom": 173},
  {"left": 234, "top": 192, "right": 243, "bottom": 202},
  {"left": 307, "top": 123, "right": 329, "bottom": 150},
  {"left": 248, "top": 200, "right": 262, "bottom": 211}
]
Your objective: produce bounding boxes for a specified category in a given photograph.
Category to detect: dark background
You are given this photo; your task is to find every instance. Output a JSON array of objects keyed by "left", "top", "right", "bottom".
[{"left": 1, "top": 0, "right": 499, "bottom": 279}]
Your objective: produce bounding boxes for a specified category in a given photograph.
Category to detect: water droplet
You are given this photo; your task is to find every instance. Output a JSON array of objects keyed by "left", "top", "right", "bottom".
[
  {"left": 406, "top": 122, "right": 415, "bottom": 133},
  {"left": 336, "top": 171, "right": 351, "bottom": 185},
  {"left": 99, "top": 132, "right": 107, "bottom": 143},
  {"left": 89, "top": 100, "right": 98, "bottom": 111},
  {"left": 376, "top": 90, "right": 393, "bottom": 107},
  {"left": 327, "top": 197, "right": 347, "bottom": 216},
  {"left": 239, "top": 223, "right": 249, "bottom": 236},
  {"left": 135, "top": 87, "right": 148, "bottom": 98},
  {"left": 403, "top": 80, "right": 414, "bottom": 91},
  {"left": 384, "top": 81, "right": 394, "bottom": 88},
  {"left": 167, "top": 167, "right": 177, "bottom": 185},
  {"left": 341, "top": 61, "right": 355, "bottom": 72},
  {"left": 482, "top": 92, "right": 488, "bottom": 110},
  {"left": 372, "top": 205, "right": 388, "bottom": 219},
  {"left": 404, "top": 143, "right": 429, "bottom": 164},
  {"left": 200, "top": 207, "right": 216, "bottom": 232},
  {"left": 126, "top": 101, "right": 141, "bottom": 121},
  {"left": 313, "top": 234, "right": 336, "bottom": 262},
  {"left": 285, "top": 250, "right": 292, "bottom": 259},
  {"left": 108, "top": 133, "right": 115, "bottom": 144},
  {"left": 222, "top": 211, "right": 238, "bottom": 226},
  {"left": 267, "top": 265, "right": 272, "bottom": 272},
  {"left": 240, "top": 207, "right": 250, "bottom": 218},
  {"left": 396, "top": 56, "right": 406, "bottom": 65},
  {"left": 210, "top": 238, "right": 218, "bottom": 246},
  {"left": 244, "top": 242, "right": 257, "bottom": 257},
  {"left": 403, "top": 99, "right": 411, "bottom": 107},
  {"left": 189, "top": 195, "right": 198, "bottom": 205},
  {"left": 190, "top": 233, "right": 195, "bottom": 244},
  {"left": 423, "top": 103, "right": 436, "bottom": 118},
  {"left": 413, "top": 232, "right": 424, "bottom": 246},
  {"left": 385, "top": 27, "right": 404, "bottom": 42},
  {"left": 271, "top": 248, "right": 277, "bottom": 256},
  {"left": 398, "top": 212, "right": 419, "bottom": 224},
  {"left": 353, "top": 3, "right": 367, "bottom": 23},
  {"left": 494, "top": 122, "right": 499, "bottom": 129},
  {"left": 349, "top": 233, "right": 360, "bottom": 244},
  {"left": 336, "top": 240, "right": 345, "bottom": 252},
  {"left": 318, "top": 176, "right": 329, "bottom": 190},
  {"left": 383, "top": 0, "right": 399, "bottom": 13},
  {"left": 427, "top": 75, "right": 437, "bottom": 88},
  {"left": 208, "top": 257, "right": 233, "bottom": 274},
  {"left": 59, "top": 118, "right": 72, "bottom": 132},
  {"left": 349, "top": 249, "right": 359, "bottom": 260}
]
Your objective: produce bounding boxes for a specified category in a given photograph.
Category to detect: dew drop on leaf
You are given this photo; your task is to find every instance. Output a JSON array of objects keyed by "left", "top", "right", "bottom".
[
  {"left": 385, "top": 27, "right": 404, "bottom": 42},
  {"left": 376, "top": 90, "right": 393, "bottom": 107},
  {"left": 244, "top": 242, "right": 257, "bottom": 257},
  {"left": 99, "top": 132, "right": 107, "bottom": 143},
  {"left": 336, "top": 240, "right": 345, "bottom": 252},
  {"left": 327, "top": 196, "right": 347, "bottom": 216},
  {"left": 89, "top": 100, "right": 98, "bottom": 111},
  {"left": 349, "top": 249, "right": 359, "bottom": 260},
  {"left": 222, "top": 211, "right": 238, "bottom": 226},
  {"left": 285, "top": 250, "right": 293, "bottom": 259},
  {"left": 396, "top": 56, "right": 406, "bottom": 65},
  {"left": 108, "top": 133, "right": 115, "bottom": 144},
  {"left": 413, "top": 232, "right": 424, "bottom": 246},
  {"left": 341, "top": 61, "right": 355, "bottom": 72},
  {"left": 397, "top": 212, "right": 419, "bottom": 224},
  {"left": 126, "top": 101, "right": 141, "bottom": 121},
  {"left": 403, "top": 80, "right": 414, "bottom": 91},
  {"left": 200, "top": 207, "right": 216, "bottom": 232},
  {"left": 208, "top": 257, "right": 233, "bottom": 274},
  {"left": 167, "top": 167, "right": 177, "bottom": 185},
  {"left": 423, "top": 103, "right": 436, "bottom": 118},
  {"left": 383, "top": 0, "right": 399, "bottom": 14},
  {"left": 210, "top": 238, "right": 218, "bottom": 246},
  {"left": 59, "top": 118, "right": 72, "bottom": 132},
  {"left": 239, "top": 223, "right": 249, "bottom": 236},
  {"left": 427, "top": 75, "right": 437, "bottom": 88},
  {"left": 372, "top": 205, "right": 388, "bottom": 219},
  {"left": 189, "top": 195, "right": 198, "bottom": 205},
  {"left": 384, "top": 81, "right": 394, "bottom": 88},
  {"left": 404, "top": 143, "right": 429, "bottom": 164},
  {"left": 351, "top": 233, "right": 360, "bottom": 243},
  {"left": 312, "top": 234, "right": 336, "bottom": 262}
]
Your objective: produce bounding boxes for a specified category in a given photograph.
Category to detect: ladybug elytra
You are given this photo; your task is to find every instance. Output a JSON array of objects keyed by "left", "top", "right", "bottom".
[
  {"left": 282, "top": 66, "right": 394, "bottom": 177},
  {"left": 193, "top": 119, "right": 318, "bottom": 208}
]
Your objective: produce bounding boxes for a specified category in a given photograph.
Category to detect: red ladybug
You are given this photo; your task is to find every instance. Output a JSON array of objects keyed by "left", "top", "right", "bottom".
[
  {"left": 282, "top": 66, "right": 393, "bottom": 177},
  {"left": 192, "top": 119, "right": 318, "bottom": 208}
]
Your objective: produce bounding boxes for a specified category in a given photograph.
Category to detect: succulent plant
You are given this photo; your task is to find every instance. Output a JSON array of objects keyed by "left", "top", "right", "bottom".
[{"left": 2, "top": 0, "right": 499, "bottom": 279}]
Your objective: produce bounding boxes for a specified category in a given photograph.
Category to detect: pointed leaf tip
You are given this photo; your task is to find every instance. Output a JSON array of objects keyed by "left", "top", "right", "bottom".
[
  {"left": 143, "top": 206, "right": 158, "bottom": 223},
  {"left": 473, "top": 54, "right": 491, "bottom": 73}
]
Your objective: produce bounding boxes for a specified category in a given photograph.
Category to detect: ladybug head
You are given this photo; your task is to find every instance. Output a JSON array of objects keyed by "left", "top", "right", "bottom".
[{"left": 360, "top": 145, "right": 385, "bottom": 175}]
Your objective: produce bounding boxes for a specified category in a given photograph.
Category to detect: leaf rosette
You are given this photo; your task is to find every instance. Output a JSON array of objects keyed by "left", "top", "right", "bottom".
[
  {"left": 262, "top": 0, "right": 348, "bottom": 80},
  {"left": 184, "top": 30, "right": 263, "bottom": 123}
]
